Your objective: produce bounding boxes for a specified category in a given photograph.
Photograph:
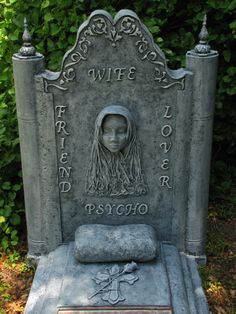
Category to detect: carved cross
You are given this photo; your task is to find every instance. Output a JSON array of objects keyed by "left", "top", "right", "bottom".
[{"left": 88, "top": 262, "right": 139, "bottom": 305}]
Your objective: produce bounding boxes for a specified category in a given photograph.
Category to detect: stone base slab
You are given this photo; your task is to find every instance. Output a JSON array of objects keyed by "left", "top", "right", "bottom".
[{"left": 24, "top": 243, "right": 209, "bottom": 314}]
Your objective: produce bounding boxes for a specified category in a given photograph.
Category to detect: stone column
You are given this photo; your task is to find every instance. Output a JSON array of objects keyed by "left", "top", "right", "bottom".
[
  {"left": 186, "top": 16, "right": 218, "bottom": 257},
  {"left": 12, "top": 19, "right": 45, "bottom": 261}
]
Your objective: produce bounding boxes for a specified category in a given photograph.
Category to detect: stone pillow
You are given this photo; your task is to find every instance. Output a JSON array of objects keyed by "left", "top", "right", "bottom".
[{"left": 74, "top": 224, "right": 158, "bottom": 263}]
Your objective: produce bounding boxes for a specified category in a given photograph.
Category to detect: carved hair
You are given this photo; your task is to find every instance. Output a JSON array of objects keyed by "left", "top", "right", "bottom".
[{"left": 85, "top": 105, "right": 147, "bottom": 197}]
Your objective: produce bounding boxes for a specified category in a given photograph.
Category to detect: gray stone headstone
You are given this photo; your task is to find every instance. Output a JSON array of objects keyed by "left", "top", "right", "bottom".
[
  {"left": 13, "top": 9, "right": 218, "bottom": 314},
  {"left": 13, "top": 10, "right": 218, "bottom": 258},
  {"left": 39, "top": 9, "right": 190, "bottom": 250}
]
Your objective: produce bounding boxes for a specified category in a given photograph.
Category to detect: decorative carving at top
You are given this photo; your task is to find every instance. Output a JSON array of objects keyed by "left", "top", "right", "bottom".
[
  {"left": 44, "top": 10, "right": 185, "bottom": 92},
  {"left": 19, "top": 18, "right": 36, "bottom": 57},
  {"left": 194, "top": 15, "right": 211, "bottom": 54}
]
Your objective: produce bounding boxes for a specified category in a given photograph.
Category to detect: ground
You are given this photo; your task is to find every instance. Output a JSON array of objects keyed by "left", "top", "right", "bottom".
[
  {"left": 0, "top": 203, "right": 235, "bottom": 314},
  {"left": 0, "top": 241, "right": 34, "bottom": 314},
  {"left": 199, "top": 201, "right": 236, "bottom": 314}
]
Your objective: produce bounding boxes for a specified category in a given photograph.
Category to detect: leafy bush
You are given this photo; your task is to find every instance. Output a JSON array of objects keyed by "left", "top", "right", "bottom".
[{"left": 0, "top": 0, "right": 235, "bottom": 249}]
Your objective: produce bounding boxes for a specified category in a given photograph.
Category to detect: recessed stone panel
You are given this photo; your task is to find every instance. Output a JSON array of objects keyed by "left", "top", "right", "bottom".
[
  {"left": 14, "top": 8, "right": 218, "bottom": 258},
  {"left": 37, "top": 10, "right": 192, "bottom": 246}
]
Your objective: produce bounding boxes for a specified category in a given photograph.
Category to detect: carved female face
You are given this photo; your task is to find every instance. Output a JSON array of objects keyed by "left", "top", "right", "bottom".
[{"left": 101, "top": 114, "right": 128, "bottom": 153}]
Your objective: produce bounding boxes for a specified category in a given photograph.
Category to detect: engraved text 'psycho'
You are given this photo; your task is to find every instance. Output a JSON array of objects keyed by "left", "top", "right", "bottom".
[{"left": 85, "top": 203, "right": 149, "bottom": 216}]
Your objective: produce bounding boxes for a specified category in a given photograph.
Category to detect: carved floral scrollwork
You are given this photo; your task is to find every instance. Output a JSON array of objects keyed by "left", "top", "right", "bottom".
[
  {"left": 136, "top": 37, "right": 149, "bottom": 54},
  {"left": 44, "top": 12, "right": 185, "bottom": 92},
  {"left": 62, "top": 68, "right": 75, "bottom": 83},
  {"left": 106, "top": 27, "right": 122, "bottom": 47},
  {"left": 91, "top": 18, "right": 107, "bottom": 34},
  {"left": 78, "top": 37, "right": 92, "bottom": 53},
  {"left": 142, "top": 51, "right": 164, "bottom": 66},
  {"left": 83, "top": 17, "right": 107, "bottom": 37},
  {"left": 120, "top": 17, "right": 137, "bottom": 34},
  {"left": 154, "top": 67, "right": 185, "bottom": 89},
  {"left": 154, "top": 67, "right": 167, "bottom": 83}
]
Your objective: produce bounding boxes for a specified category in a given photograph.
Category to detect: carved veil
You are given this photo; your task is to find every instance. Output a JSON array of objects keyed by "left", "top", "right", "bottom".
[{"left": 85, "top": 105, "right": 147, "bottom": 197}]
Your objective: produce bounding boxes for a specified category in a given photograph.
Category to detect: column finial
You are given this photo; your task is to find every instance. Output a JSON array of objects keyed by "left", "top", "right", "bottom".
[
  {"left": 19, "top": 17, "right": 36, "bottom": 57},
  {"left": 194, "top": 14, "right": 211, "bottom": 54}
]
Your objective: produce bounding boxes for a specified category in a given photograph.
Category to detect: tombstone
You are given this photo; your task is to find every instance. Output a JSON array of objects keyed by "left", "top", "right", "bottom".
[{"left": 13, "top": 10, "right": 218, "bottom": 314}]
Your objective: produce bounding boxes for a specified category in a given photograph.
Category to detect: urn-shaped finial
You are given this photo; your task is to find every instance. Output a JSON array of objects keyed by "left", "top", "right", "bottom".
[
  {"left": 194, "top": 14, "right": 211, "bottom": 54},
  {"left": 19, "top": 17, "right": 36, "bottom": 57}
]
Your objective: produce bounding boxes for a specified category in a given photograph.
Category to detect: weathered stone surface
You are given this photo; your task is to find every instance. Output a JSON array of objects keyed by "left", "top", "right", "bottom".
[
  {"left": 24, "top": 243, "right": 209, "bottom": 314},
  {"left": 74, "top": 224, "right": 158, "bottom": 262},
  {"left": 39, "top": 9, "right": 190, "bottom": 250},
  {"left": 13, "top": 9, "right": 218, "bottom": 314},
  {"left": 13, "top": 9, "right": 218, "bottom": 257}
]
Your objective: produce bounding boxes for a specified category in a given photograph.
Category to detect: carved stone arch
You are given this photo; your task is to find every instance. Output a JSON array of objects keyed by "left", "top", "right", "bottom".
[{"left": 43, "top": 9, "right": 186, "bottom": 92}]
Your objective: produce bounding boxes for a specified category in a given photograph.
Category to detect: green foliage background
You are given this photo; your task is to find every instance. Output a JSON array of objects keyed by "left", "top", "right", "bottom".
[{"left": 0, "top": 0, "right": 235, "bottom": 249}]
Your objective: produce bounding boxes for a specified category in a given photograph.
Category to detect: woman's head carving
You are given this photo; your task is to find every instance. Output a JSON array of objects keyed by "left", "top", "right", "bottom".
[
  {"left": 86, "top": 105, "right": 147, "bottom": 197},
  {"left": 101, "top": 114, "right": 128, "bottom": 153}
]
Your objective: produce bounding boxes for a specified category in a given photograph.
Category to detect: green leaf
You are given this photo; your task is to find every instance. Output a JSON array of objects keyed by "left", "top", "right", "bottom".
[
  {"left": 11, "top": 240, "right": 18, "bottom": 246},
  {"left": 3, "top": 206, "right": 12, "bottom": 217},
  {"left": 8, "top": 30, "right": 20, "bottom": 41},
  {"left": 44, "top": 13, "right": 54, "bottom": 22},
  {"left": 150, "top": 26, "right": 160, "bottom": 33},
  {"left": 229, "top": 20, "right": 236, "bottom": 29},
  {"left": 50, "top": 23, "right": 60, "bottom": 36},
  {"left": 2, "top": 181, "right": 11, "bottom": 190},
  {"left": 9, "top": 191, "right": 16, "bottom": 201},
  {"left": 5, "top": 227, "right": 12, "bottom": 235},
  {"left": 0, "top": 216, "right": 6, "bottom": 223},
  {"left": 41, "top": 0, "right": 50, "bottom": 9},
  {"left": 1, "top": 237, "right": 9, "bottom": 251},
  {"left": 229, "top": 0, "right": 236, "bottom": 10},
  {"left": 0, "top": 71, "right": 9, "bottom": 81},
  {"left": 12, "top": 184, "right": 21, "bottom": 191},
  {"left": 70, "top": 26, "right": 77, "bottom": 33},
  {"left": 10, "top": 213, "right": 21, "bottom": 225},
  {"left": 11, "top": 229, "right": 18, "bottom": 238},
  {"left": 223, "top": 50, "right": 231, "bottom": 62}
]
